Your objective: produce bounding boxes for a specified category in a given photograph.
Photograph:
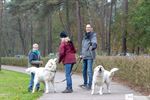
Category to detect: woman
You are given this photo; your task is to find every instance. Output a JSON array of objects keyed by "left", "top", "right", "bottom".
[{"left": 58, "top": 31, "right": 76, "bottom": 93}]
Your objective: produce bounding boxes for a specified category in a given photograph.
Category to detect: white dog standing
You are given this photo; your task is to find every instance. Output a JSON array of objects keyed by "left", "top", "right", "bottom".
[
  {"left": 26, "top": 58, "right": 57, "bottom": 93},
  {"left": 91, "top": 65, "right": 119, "bottom": 95}
]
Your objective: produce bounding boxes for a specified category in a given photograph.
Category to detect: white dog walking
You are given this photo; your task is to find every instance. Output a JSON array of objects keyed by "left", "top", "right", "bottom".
[
  {"left": 26, "top": 58, "right": 57, "bottom": 93},
  {"left": 91, "top": 65, "right": 119, "bottom": 95}
]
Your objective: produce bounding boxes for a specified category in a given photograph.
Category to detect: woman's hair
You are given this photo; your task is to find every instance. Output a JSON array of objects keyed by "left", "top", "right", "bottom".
[
  {"left": 69, "top": 40, "right": 76, "bottom": 53},
  {"left": 63, "top": 37, "right": 76, "bottom": 53},
  {"left": 65, "top": 37, "right": 71, "bottom": 42}
]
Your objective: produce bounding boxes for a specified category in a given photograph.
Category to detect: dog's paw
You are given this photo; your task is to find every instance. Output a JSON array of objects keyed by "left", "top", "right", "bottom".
[
  {"left": 99, "top": 92, "right": 103, "bottom": 95},
  {"left": 91, "top": 91, "right": 94, "bottom": 95},
  {"left": 108, "top": 90, "right": 111, "bottom": 94},
  {"left": 53, "top": 91, "right": 56, "bottom": 93},
  {"left": 45, "top": 91, "right": 49, "bottom": 94},
  {"left": 32, "top": 91, "right": 35, "bottom": 94}
]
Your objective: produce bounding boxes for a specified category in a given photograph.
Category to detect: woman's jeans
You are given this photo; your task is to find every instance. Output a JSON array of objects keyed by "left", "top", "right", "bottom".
[{"left": 64, "top": 64, "right": 74, "bottom": 90}]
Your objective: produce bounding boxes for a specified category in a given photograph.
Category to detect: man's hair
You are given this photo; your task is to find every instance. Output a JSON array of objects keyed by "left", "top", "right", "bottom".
[
  {"left": 86, "top": 24, "right": 93, "bottom": 28},
  {"left": 33, "top": 43, "right": 38, "bottom": 48}
]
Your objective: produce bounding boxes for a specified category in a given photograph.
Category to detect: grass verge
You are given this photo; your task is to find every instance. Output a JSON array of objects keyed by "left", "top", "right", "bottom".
[{"left": 0, "top": 70, "right": 44, "bottom": 100}]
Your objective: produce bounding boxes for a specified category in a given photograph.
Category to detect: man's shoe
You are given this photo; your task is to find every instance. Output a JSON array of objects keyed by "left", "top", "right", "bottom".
[
  {"left": 62, "top": 89, "right": 73, "bottom": 93},
  {"left": 86, "top": 86, "right": 91, "bottom": 90},
  {"left": 36, "top": 87, "right": 40, "bottom": 91}
]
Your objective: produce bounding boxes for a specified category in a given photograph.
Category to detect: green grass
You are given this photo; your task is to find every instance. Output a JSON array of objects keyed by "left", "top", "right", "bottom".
[{"left": 0, "top": 70, "right": 44, "bottom": 100}]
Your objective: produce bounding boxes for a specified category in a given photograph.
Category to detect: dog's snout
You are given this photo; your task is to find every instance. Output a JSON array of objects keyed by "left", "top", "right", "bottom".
[{"left": 99, "top": 68, "right": 102, "bottom": 72}]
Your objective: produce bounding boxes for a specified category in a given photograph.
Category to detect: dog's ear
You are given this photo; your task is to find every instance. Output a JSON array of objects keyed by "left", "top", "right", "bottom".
[{"left": 94, "top": 67, "right": 98, "bottom": 71}]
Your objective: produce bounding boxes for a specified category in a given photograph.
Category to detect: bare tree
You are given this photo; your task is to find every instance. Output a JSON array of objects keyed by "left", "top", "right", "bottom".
[
  {"left": 0, "top": 0, "right": 3, "bottom": 70},
  {"left": 106, "top": 0, "right": 113, "bottom": 55},
  {"left": 65, "top": 0, "right": 72, "bottom": 37},
  {"left": 30, "top": 19, "right": 33, "bottom": 48},
  {"left": 121, "top": 0, "right": 128, "bottom": 55},
  {"left": 86, "top": 0, "right": 93, "bottom": 24},
  {"left": 47, "top": 14, "right": 53, "bottom": 54},
  {"left": 76, "top": 0, "right": 83, "bottom": 53},
  {"left": 0, "top": 0, "right": 3, "bottom": 53},
  {"left": 94, "top": 0, "right": 106, "bottom": 53},
  {"left": 17, "top": 15, "right": 26, "bottom": 54}
]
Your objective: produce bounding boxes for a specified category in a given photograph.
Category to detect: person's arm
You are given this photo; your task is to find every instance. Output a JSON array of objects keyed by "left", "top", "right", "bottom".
[
  {"left": 90, "top": 33, "right": 97, "bottom": 50},
  {"left": 79, "top": 39, "right": 84, "bottom": 59},
  {"left": 58, "top": 42, "right": 65, "bottom": 63},
  {"left": 70, "top": 41, "right": 76, "bottom": 53},
  {"left": 29, "top": 52, "right": 34, "bottom": 63}
]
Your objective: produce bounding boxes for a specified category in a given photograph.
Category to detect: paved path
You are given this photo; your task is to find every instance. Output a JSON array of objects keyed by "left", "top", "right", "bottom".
[{"left": 2, "top": 65, "right": 149, "bottom": 100}]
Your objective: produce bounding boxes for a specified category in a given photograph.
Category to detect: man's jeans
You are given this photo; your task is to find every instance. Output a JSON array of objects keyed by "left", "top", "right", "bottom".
[
  {"left": 64, "top": 64, "right": 73, "bottom": 90},
  {"left": 28, "top": 72, "right": 40, "bottom": 91},
  {"left": 82, "top": 59, "right": 93, "bottom": 88}
]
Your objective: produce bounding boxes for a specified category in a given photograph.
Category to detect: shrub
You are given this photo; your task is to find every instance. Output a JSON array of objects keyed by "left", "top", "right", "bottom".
[{"left": 1, "top": 57, "right": 28, "bottom": 67}]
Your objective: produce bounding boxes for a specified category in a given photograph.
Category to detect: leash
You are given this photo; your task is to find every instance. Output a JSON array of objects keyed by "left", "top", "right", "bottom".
[{"left": 55, "top": 57, "right": 82, "bottom": 83}]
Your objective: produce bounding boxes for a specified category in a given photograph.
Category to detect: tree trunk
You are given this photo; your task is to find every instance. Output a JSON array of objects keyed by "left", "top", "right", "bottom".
[
  {"left": 47, "top": 14, "right": 53, "bottom": 54},
  {"left": 0, "top": 0, "right": 6, "bottom": 56},
  {"left": 107, "top": 1, "right": 113, "bottom": 55},
  {"left": 97, "top": 0, "right": 106, "bottom": 52},
  {"left": 22, "top": 14, "right": 28, "bottom": 55},
  {"left": 42, "top": 32, "right": 46, "bottom": 56},
  {"left": 122, "top": 0, "right": 128, "bottom": 56},
  {"left": 137, "top": 47, "right": 140, "bottom": 55},
  {"left": 65, "top": 0, "right": 71, "bottom": 37},
  {"left": 59, "top": 11, "right": 68, "bottom": 34},
  {"left": 17, "top": 16, "right": 26, "bottom": 54},
  {"left": 0, "top": 0, "right": 2, "bottom": 70},
  {"left": 76, "top": 0, "right": 83, "bottom": 53},
  {"left": 99, "top": 17, "right": 106, "bottom": 52},
  {"left": 86, "top": 0, "right": 92, "bottom": 24},
  {"left": 0, "top": 0, "right": 3, "bottom": 55},
  {"left": 30, "top": 19, "right": 33, "bottom": 48}
]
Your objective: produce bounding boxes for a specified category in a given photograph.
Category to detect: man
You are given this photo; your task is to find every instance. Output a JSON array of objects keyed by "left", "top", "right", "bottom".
[
  {"left": 79, "top": 24, "right": 97, "bottom": 90},
  {"left": 28, "top": 43, "right": 43, "bottom": 92}
]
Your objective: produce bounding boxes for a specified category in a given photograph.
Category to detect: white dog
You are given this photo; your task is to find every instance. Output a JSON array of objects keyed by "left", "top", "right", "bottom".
[
  {"left": 26, "top": 58, "right": 57, "bottom": 93},
  {"left": 91, "top": 65, "right": 119, "bottom": 95}
]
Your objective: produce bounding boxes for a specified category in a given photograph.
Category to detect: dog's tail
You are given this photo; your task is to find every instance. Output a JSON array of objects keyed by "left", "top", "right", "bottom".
[
  {"left": 25, "top": 67, "right": 37, "bottom": 74},
  {"left": 110, "top": 68, "right": 119, "bottom": 77}
]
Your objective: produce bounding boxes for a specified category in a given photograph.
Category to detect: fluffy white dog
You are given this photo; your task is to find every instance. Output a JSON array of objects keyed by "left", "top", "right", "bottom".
[
  {"left": 91, "top": 65, "right": 119, "bottom": 95},
  {"left": 26, "top": 58, "right": 57, "bottom": 93}
]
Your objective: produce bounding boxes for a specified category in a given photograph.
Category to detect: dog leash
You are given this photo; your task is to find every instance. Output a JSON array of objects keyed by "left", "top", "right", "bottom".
[{"left": 55, "top": 57, "right": 82, "bottom": 83}]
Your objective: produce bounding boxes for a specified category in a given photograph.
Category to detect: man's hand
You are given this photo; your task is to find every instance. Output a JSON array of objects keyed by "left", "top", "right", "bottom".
[
  {"left": 39, "top": 61, "right": 43, "bottom": 66},
  {"left": 39, "top": 61, "right": 43, "bottom": 64},
  {"left": 56, "top": 59, "right": 60, "bottom": 64},
  {"left": 79, "top": 55, "right": 83, "bottom": 59},
  {"left": 89, "top": 46, "right": 93, "bottom": 51},
  {"left": 89, "top": 43, "right": 97, "bottom": 51}
]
